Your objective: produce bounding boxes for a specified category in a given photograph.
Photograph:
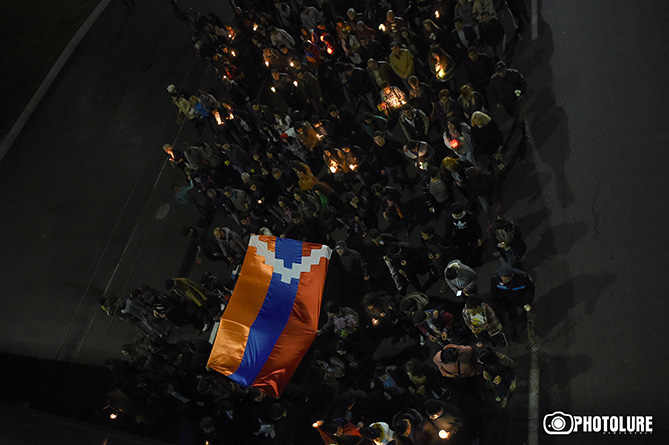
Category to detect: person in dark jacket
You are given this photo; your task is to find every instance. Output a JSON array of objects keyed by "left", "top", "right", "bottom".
[
  {"left": 489, "top": 61, "right": 528, "bottom": 137},
  {"left": 490, "top": 264, "right": 535, "bottom": 338},
  {"left": 446, "top": 202, "right": 484, "bottom": 266},
  {"left": 476, "top": 347, "right": 517, "bottom": 407},
  {"left": 491, "top": 216, "right": 527, "bottom": 268},
  {"left": 466, "top": 47, "right": 495, "bottom": 102}
]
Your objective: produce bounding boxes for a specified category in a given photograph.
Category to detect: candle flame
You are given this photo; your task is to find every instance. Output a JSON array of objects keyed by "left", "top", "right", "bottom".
[
  {"left": 379, "top": 24, "right": 386, "bottom": 32},
  {"left": 270, "top": 86, "right": 276, "bottom": 93},
  {"left": 435, "top": 11, "right": 440, "bottom": 18}
]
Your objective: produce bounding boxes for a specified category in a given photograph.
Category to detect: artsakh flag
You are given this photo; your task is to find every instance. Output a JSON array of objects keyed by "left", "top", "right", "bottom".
[{"left": 207, "top": 235, "right": 332, "bottom": 398}]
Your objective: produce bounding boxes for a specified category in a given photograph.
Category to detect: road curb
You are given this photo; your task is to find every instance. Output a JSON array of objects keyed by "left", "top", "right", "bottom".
[{"left": 0, "top": 0, "right": 113, "bottom": 163}]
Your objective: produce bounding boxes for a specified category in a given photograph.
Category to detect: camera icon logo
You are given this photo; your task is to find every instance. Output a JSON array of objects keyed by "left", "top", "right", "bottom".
[{"left": 543, "top": 411, "right": 574, "bottom": 435}]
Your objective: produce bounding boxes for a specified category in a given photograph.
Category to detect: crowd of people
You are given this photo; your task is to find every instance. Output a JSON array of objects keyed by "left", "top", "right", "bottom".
[{"left": 101, "top": 0, "right": 537, "bottom": 443}]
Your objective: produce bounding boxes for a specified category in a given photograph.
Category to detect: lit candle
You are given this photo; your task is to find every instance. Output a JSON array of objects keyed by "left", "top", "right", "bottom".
[
  {"left": 270, "top": 86, "right": 276, "bottom": 93},
  {"left": 213, "top": 110, "right": 223, "bottom": 125},
  {"left": 253, "top": 24, "right": 258, "bottom": 31},
  {"left": 372, "top": 318, "right": 379, "bottom": 326},
  {"left": 231, "top": 50, "right": 236, "bottom": 57},
  {"left": 110, "top": 413, "right": 118, "bottom": 420},
  {"left": 435, "top": 11, "right": 440, "bottom": 18},
  {"left": 293, "top": 80, "right": 298, "bottom": 87},
  {"left": 265, "top": 61, "right": 270, "bottom": 67},
  {"left": 349, "top": 164, "right": 357, "bottom": 171},
  {"left": 379, "top": 23, "right": 386, "bottom": 32}
]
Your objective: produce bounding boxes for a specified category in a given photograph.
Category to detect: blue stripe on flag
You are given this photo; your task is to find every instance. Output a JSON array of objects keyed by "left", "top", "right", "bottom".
[{"left": 228, "top": 237, "right": 303, "bottom": 386}]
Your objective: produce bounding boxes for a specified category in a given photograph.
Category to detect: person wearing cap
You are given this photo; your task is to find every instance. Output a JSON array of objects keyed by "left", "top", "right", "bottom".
[
  {"left": 489, "top": 61, "right": 528, "bottom": 138},
  {"left": 446, "top": 202, "right": 484, "bottom": 266},
  {"left": 384, "top": 242, "right": 433, "bottom": 293},
  {"left": 490, "top": 264, "right": 534, "bottom": 338},
  {"left": 335, "top": 240, "right": 370, "bottom": 281},
  {"left": 372, "top": 130, "right": 408, "bottom": 189}
]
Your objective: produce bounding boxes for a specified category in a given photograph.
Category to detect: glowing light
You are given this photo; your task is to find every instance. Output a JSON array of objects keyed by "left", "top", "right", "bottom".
[
  {"left": 329, "top": 165, "right": 337, "bottom": 173},
  {"left": 231, "top": 50, "right": 236, "bottom": 57},
  {"left": 435, "top": 11, "right": 440, "bottom": 18},
  {"left": 270, "top": 86, "right": 276, "bottom": 93},
  {"left": 293, "top": 80, "right": 298, "bottom": 87},
  {"left": 213, "top": 110, "right": 223, "bottom": 125},
  {"left": 290, "top": 62, "right": 294, "bottom": 67},
  {"left": 253, "top": 24, "right": 258, "bottom": 31},
  {"left": 228, "top": 113, "right": 234, "bottom": 119},
  {"left": 349, "top": 164, "right": 357, "bottom": 171},
  {"left": 265, "top": 61, "right": 270, "bottom": 67},
  {"left": 326, "top": 46, "right": 334, "bottom": 55},
  {"left": 379, "top": 24, "right": 386, "bottom": 32},
  {"left": 109, "top": 413, "right": 118, "bottom": 420},
  {"left": 320, "top": 35, "right": 325, "bottom": 42},
  {"left": 439, "top": 430, "right": 450, "bottom": 439},
  {"left": 372, "top": 318, "right": 379, "bottom": 326},
  {"left": 449, "top": 138, "right": 460, "bottom": 149}
]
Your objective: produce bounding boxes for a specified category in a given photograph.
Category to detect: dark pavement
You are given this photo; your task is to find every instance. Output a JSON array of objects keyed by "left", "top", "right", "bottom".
[{"left": 1, "top": 0, "right": 669, "bottom": 443}]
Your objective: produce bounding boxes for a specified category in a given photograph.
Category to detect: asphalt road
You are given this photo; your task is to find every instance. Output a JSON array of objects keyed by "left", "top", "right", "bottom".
[{"left": 1, "top": 0, "right": 669, "bottom": 443}]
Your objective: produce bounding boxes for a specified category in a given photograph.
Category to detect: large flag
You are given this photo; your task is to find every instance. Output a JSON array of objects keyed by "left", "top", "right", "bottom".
[{"left": 207, "top": 235, "right": 331, "bottom": 398}]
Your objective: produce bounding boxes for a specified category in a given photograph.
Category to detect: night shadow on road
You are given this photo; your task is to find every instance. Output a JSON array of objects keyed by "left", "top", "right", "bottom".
[
  {"left": 537, "top": 272, "right": 618, "bottom": 337},
  {"left": 526, "top": 221, "right": 590, "bottom": 267}
]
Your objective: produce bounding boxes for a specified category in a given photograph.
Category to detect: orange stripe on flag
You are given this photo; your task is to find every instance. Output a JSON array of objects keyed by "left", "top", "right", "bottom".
[{"left": 207, "top": 239, "right": 276, "bottom": 375}]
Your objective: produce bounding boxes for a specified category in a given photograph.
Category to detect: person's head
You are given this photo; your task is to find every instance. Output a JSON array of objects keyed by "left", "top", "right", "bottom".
[
  {"left": 390, "top": 41, "right": 400, "bottom": 54},
  {"left": 468, "top": 46, "right": 479, "bottom": 61},
  {"left": 386, "top": 10, "right": 396, "bottom": 22},
  {"left": 373, "top": 130, "right": 386, "bottom": 146},
  {"left": 441, "top": 156, "right": 459, "bottom": 171},
  {"left": 447, "top": 117, "right": 461, "bottom": 132},
  {"left": 401, "top": 105, "right": 415, "bottom": 118},
  {"left": 268, "top": 402, "right": 286, "bottom": 421},
  {"left": 496, "top": 61, "right": 507, "bottom": 76},
  {"left": 453, "top": 17, "right": 463, "bottom": 30},
  {"left": 476, "top": 347, "right": 496, "bottom": 364},
  {"left": 367, "top": 58, "right": 379, "bottom": 70},
  {"left": 451, "top": 202, "right": 464, "bottom": 219},
  {"left": 498, "top": 264, "right": 515, "bottom": 283},
  {"left": 359, "top": 426, "right": 382, "bottom": 440},
  {"left": 460, "top": 83, "right": 474, "bottom": 99},
  {"left": 425, "top": 399, "right": 445, "bottom": 420},
  {"left": 465, "top": 297, "right": 483, "bottom": 312},
  {"left": 396, "top": 419, "right": 412, "bottom": 437},
  {"left": 327, "top": 104, "right": 339, "bottom": 117},
  {"left": 440, "top": 347, "right": 460, "bottom": 364},
  {"left": 162, "top": 143, "right": 174, "bottom": 155},
  {"left": 480, "top": 10, "right": 491, "bottom": 23},
  {"left": 213, "top": 227, "right": 224, "bottom": 240},
  {"left": 335, "top": 240, "right": 347, "bottom": 255},
  {"left": 423, "top": 19, "right": 435, "bottom": 32},
  {"left": 445, "top": 263, "right": 460, "bottom": 279},
  {"left": 438, "top": 88, "right": 451, "bottom": 100},
  {"left": 379, "top": 81, "right": 391, "bottom": 92},
  {"left": 325, "top": 420, "right": 344, "bottom": 437},
  {"left": 411, "top": 310, "right": 428, "bottom": 325},
  {"left": 471, "top": 110, "right": 492, "bottom": 127},
  {"left": 346, "top": 8, "right": 357, "bottom": 21},
  {"left": 421, "top": 226, "right": 435, "bottom": 240}
]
